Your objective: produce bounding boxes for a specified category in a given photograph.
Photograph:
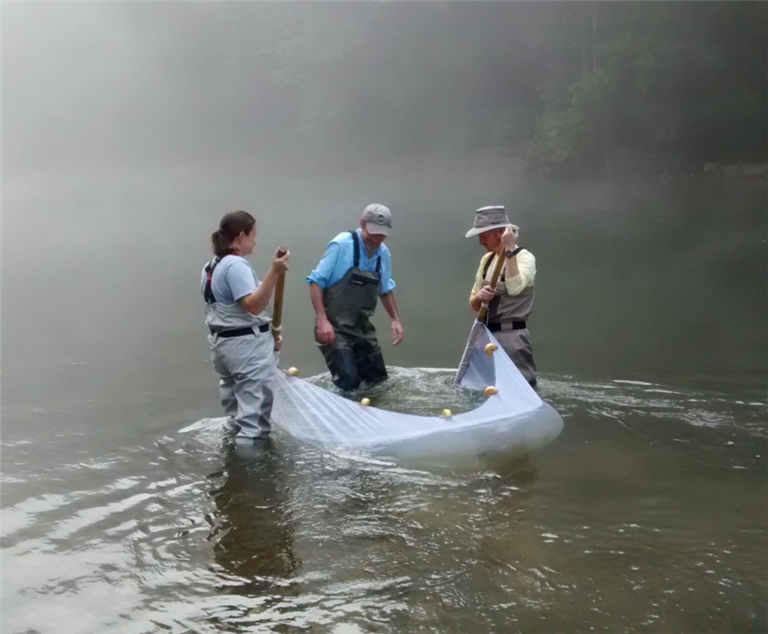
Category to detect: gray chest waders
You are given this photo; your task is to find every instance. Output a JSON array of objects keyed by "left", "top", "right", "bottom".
[
  {"left": 483, "top": 254, "right": 538, "bottom": 387},
  {"left": 317, "top": 231, "right": 388, "bottom": 391},
  {"left": 204, "top": 257, "right": 276, "bottom": 440}
]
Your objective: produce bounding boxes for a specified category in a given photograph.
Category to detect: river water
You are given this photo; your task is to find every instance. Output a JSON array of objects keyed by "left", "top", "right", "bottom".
[{"left": 2, "top": 166, "right": 766, "bottom": 632}]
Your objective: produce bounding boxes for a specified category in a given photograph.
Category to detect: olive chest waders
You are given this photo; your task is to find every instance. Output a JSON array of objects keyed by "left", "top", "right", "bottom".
[
  {"left": 317, "top": 231, "right": 388, "bottom": 391},
  {"left": 204, "top": 256, "right": 276, "bottom": 440},
  {"left": 483, "top": 254, "right": 538, "bottom": 387}
]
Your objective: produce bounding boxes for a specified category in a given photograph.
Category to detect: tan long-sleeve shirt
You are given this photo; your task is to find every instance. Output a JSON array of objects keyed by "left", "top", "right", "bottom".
[{"left": 470, "top": 248, "right": 536, "bottom": 304}]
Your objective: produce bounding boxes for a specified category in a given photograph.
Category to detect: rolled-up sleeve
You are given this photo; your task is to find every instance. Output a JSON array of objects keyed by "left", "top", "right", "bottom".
[
  {"left": 504, "top": 250, "right": 536, "bottom": 296},
  {"left": 307, "top": 242, "right": 341, "bottom": 289},
  {"left": 379, "top": 249, "right": 396, "bottom": 294}
]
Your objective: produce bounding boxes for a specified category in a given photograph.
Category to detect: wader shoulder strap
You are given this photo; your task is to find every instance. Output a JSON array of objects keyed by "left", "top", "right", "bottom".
[
  {"left": 349, "top": 231, "right": 381, "bottom": 273},
  {"left": 204, "top": 257, "right": 221, "bottom": 304},
  {"left": 482, "top": 254, "right": 493, "bottom": 278},
  {"left": 482, "top": 254, "right": 505, "bottom": 282},
  {"left": 349, "top": 230, "right": 381, "bottom": 277},
  {"left": 350, "top": 231, "right": 359, "bottom": 268}
]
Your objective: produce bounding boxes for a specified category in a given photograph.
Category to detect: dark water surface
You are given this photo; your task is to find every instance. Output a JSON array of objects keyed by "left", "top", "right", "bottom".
[{"left": 3, "top": 168, "right": 766, "bottom": 632}]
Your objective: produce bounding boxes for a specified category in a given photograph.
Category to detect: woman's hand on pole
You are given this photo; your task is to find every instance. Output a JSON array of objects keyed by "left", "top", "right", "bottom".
[
  {"left": 271, "top": 248, "right": 290, "bottom": 274},
  {"left": 240, "top": 249, "right": 289, "bottom": 316}
]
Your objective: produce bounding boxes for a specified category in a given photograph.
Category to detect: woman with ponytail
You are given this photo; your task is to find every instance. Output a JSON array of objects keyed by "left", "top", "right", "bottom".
[{"left": 201, "top": 210, "right": 290, "bottom": 443}]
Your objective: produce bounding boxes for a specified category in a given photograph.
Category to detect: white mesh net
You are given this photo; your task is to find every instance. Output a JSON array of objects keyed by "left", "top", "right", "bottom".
[{"left": 271, "top": 323, "right": 563, "bottom": 458}]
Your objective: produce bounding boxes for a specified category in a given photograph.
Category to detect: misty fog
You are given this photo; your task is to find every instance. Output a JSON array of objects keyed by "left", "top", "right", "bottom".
[{"left": 2, "top": 5, "right": 766, "bottom": 632}]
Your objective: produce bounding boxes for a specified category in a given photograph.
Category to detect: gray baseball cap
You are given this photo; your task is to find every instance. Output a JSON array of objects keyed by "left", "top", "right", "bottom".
[
  {"left": 465, "top": 205, "right": 510, "bottom": 238},
  {"left": 362, "top": 203, "right": 392, "bottom": 236}
]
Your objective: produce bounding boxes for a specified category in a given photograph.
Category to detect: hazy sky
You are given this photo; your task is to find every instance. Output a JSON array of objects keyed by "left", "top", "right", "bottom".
[{"left": 3, "top": 2, "right": 550, "bottom": 175}]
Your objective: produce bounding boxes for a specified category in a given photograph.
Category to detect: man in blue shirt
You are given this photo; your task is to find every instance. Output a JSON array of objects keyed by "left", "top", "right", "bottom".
[{"left": 307, "top": 204, "right": 404, "bottom": 391}]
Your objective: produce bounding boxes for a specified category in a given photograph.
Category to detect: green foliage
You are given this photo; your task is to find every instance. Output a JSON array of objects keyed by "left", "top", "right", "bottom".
[
  {"left": 104, "top": 3, "right": 766, "bottom": 171},
  {"left": 528, "top": 3, "right": 766, "bottom": 171},
  {"left": 531, "top": 102, "right": 588, "bottom": 167}
]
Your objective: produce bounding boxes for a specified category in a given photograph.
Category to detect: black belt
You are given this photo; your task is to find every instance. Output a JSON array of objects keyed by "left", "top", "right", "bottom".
[
  {"left": 487, "top": 321, "right": 526, "bottom": 332},
  {"left": 210, "top": 323, "right": 270, "bottom": 338}
]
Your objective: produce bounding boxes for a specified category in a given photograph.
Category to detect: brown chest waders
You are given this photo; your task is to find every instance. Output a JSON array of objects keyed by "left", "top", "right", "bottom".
[{"left": 483, "top": 253, "right": 538, "bottom": 387}]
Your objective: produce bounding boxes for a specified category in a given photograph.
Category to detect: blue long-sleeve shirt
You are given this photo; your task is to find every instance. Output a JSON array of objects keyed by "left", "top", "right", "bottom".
[{"left": 307, "top": 229, "right": 396, "bottom": 294}]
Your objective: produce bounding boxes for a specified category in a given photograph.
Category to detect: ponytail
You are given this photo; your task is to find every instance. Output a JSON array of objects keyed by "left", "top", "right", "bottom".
[
  {"left": 211, "top": 210, "right": 256, "bottom": 257},
  {"left": 211, "top": 229, "right": 232, "bottom": 258}
]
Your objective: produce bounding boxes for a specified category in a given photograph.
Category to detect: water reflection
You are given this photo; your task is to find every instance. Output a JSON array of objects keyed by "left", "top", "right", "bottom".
[
  {"left": 1, "top": 382, "right": 764, "bottom": 633},
  {"left": 1, "top": 167, "right": 764, "bottom": 632},
  {"left": 208, "top": 439, "right": 300, "bottom": 594}
]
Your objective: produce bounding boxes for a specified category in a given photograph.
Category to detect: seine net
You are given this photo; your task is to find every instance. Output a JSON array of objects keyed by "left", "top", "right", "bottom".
[{"left": 271, "top": 324, "right": 562, "bottom": 456}]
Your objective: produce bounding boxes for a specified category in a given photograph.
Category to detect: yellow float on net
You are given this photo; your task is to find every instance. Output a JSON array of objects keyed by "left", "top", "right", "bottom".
[
  {"left": 286, "top": 367, "right": 299, "bottom": 376},
  {"left": 440, "top": 409, "right": 452, "bottom": 418},
  {"left": 360, "top": 397, "right": 371, "bottom": 406},
  {"left": 484, "top": 343, "right": 498, "bottom": 355},
  {"left": 484, "top": 386, "right": 499, "bottom": 398}
]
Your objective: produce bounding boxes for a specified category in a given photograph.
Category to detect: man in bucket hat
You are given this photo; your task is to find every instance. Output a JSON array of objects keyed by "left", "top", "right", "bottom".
[
  {"left": 307, "top": 204, "right": 404, "bottom": 391},
  {"left": 467, "top": 205, "right": 538, "bottom": 386}
]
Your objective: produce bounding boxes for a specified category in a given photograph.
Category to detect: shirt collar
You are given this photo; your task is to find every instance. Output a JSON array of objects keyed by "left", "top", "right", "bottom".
[{"left": 355, "top": 227, "right": 382, "bottom": 257}]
